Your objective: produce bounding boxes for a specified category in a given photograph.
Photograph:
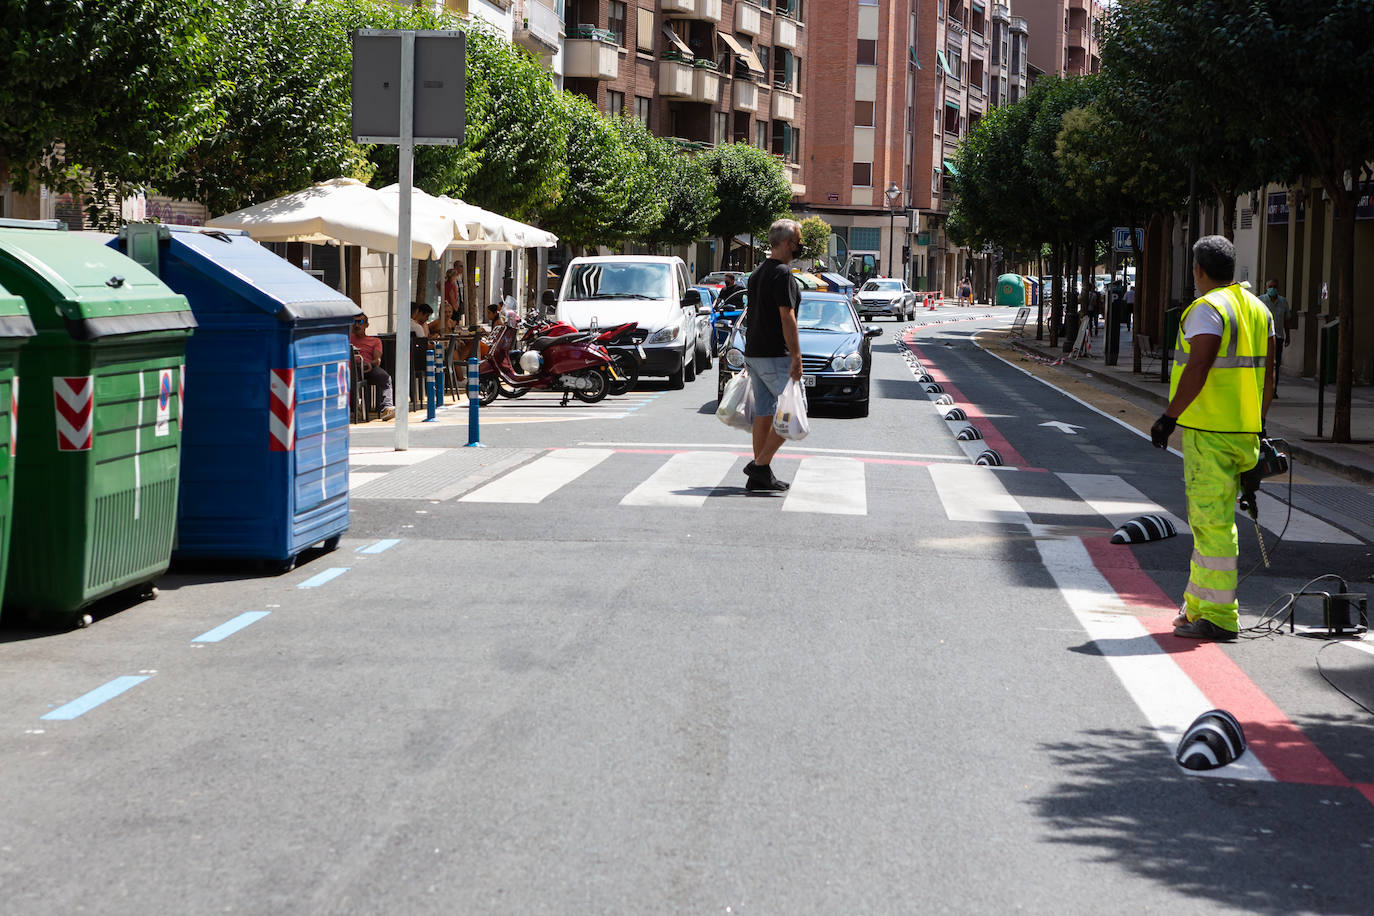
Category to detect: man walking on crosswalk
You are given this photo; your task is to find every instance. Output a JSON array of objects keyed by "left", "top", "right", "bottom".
[
  {"left": 742, "top": 218, "right": 804, "bottom": 493},
  {"left": 1150, "top": 235, "right": 1276, "bottom": 641}
]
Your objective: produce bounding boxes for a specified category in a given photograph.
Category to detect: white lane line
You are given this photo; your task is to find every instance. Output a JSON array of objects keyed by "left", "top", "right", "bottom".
[
  {"left": 348, "top": 447, "right": 448, "bottom": 466},
  {"left": 358, "top": 538, "right": 402, "bottom": 554},
  {"left": 42, "top": 675, "right": 152, "bottom": 721},
  {"left": 459, "top": 448, "right": 614, "bottom": 504},
  {"left": 297, "top": 567, "right": 349, "bottom": 588},
  {"left": 1250, "top": 492, "right": 1360, "bottom": 544},
  {"left": 577, "top": 441, "right": 964, "bottom": 461},
  {"left": 782, "top": 457, "right": 867, "bottom": 515},
  {"left": 1058, "top": 472, "right": 1189, "bottom": 532},
  {"left": 929, "top": 464, "right": 1029, "bottom": 525},
  {"left": 192, "top": 611, "right": 271, "bottom": 644},
  {"left": 621, "top": 451, "right": 738, "bottom": 508},
  {"left": 349, "top": 471, "right": 388, "bottom": 489}
]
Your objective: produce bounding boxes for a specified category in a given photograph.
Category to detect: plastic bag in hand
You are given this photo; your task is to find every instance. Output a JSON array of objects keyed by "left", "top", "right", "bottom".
[
  {"left": 715, "top": 368, "right": 754, "bottom": 431},
  {"left": 772, "top": 378, "right": 810, "bottom": 441}
]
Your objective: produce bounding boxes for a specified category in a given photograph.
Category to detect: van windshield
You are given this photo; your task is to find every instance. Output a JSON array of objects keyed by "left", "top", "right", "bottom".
[{"left": 565, "top": 263, "right": 674, "bottom": 301}]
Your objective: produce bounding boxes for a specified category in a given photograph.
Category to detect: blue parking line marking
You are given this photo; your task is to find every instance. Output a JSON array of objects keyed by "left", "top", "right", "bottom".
[
  {"left": 357, "top": 538, "right": 401, "bottom": 554},
  {"left": 192, "top": 611, "right": 270, "bottom": 643},
  {"left": 297, "top": 567, "right": 349, "bottom": 588},
  {"left": 42, "top": 675, "right": 151, "bottom": 721}
]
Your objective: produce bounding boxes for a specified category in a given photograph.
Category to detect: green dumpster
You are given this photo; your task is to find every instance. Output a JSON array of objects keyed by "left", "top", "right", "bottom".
[
  {"left": 0, "top": 224, "right": 195, "bottom": 626},
  {"left": 995, "top": 273, "right": 1025, "bottom": 307},
  {"left": 0, "top": 276, "right": 36, "bottom": 604}
]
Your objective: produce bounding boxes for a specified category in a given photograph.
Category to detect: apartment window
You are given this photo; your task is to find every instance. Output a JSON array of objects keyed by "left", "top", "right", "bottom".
[
  {"left": 774, "top": 48, "right": 794, "bottom": 89},
  {"left": 636, "top": 8, "right": 654, "bottom": 53},
  {"left": 858, "top": 0, "right": 877, "bottom": 4},
  {"left": 971, "top": 3, "right": 985, "bottom": 35},
  {"left": 635, "top": 96, "right": 651, "bottom": 127},
  {"left": 857, "top": 39, "right": 878, "bottom": 66},
  {"left": 608, "top": 1, "right": 627, "bottom": 46},
  {"left": 944, "top": 102, "right": 959, "bottom": 134},
  {"left": 714, "top": 111, "right": 729, "bottom": 146},
  {"left": 755, "top": 120, "right": 768, "bottom": 149},
  {"left": 607, "top": 90, "right": 624, "bottom": 117},
  {"left": 853, "top": 162, "right": 873, "bottom": 187},
  {"left": 947, "top": 47, "right": 962, "bottom": 81},
  {"left": 932, "top": 167, "right": 941, "bottom": 193},
  {"left": 969, "top": 57, "right": 984, "bottom": 89},
  {"left": 855, "top": 100, "right": 875, "bottom": 127},
  {"left": 758, "top": 45, "right": 770, "bottom": 76}
]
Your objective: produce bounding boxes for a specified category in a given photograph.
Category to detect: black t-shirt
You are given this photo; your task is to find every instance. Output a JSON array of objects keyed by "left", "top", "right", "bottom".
[{"left": 744, "top": 259, "right": 800, "bottom": 357}]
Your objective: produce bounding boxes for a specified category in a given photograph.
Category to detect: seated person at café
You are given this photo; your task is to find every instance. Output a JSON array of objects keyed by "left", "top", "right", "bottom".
[
  {"left": 410, "top": 303, "right": 434, "bottom": 339},
  {"left": 351, "top": 315, "right": 396, "bottom": 421}
]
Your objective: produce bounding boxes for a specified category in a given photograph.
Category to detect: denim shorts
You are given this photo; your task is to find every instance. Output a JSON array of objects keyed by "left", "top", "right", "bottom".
[{"left": 744, "top": 356, "right": 792, "bottom": 418}]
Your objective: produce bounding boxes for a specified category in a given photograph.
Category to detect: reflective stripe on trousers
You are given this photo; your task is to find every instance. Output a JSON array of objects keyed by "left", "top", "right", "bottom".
[{"left": 1181, "top": 428, "right": 1259, "bottom": 632}]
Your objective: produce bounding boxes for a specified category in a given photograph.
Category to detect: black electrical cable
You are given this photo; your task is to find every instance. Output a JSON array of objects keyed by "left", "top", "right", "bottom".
[
  {"left": 1236, "top": 454, "right": 1295, "bottom": 591},
  {"left": 1314, "top": 640, "right": 1374, "bottom": 717}
]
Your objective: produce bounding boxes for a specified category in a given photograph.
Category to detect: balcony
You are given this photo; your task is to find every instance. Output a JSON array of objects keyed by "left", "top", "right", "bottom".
[
  {"left": 1066, "top": 26, "right": 1087, "bottom": 50},
  {"left": 513, "top": 0, "right": 562, "bottom": 55},
  {"left": 658, "top": 59, "right": 695, "bottom": 97},
  {"left": 774, "top": 14, "right": 800, "bottom": 51},
  {"left": 662, "top": 0, "right": 695, "bottom": 15},
  {"left": 690, "top": 65, "right": 722, "bottom": 103},
  {"left": 736, "top": 1, "right": 762, "bottom": 36},
  {"left": 565, "top": 37, "right": 619, "bottom": 80},
  {"left": 772, "top": 89, "right": 796, "bottom": 121},
  {"left": 733, "top": 79, "right": 759, "bottom": 112},
  {"left": 685, "top": 0, "right": 722, "bottom": 21}
]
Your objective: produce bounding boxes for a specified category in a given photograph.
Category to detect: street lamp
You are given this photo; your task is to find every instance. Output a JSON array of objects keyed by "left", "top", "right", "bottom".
[{"left": 885, "top": 182, "right": 902, "bottom": 281}]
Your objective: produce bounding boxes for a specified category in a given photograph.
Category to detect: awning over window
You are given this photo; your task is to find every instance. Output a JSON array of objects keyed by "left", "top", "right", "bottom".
[
  {"left": 718, "top": 32, "right": 766, "bottom": 76},
  {"left": 945, "top": 99, "right": 960, "bottom": 111},
  {"left": 943, "top": 159, "right": 960, "bottom": 177},
  {"left": 661, "top": 26, "right": 694, "bottom": 60},
  {"left": 909, "top": 44, "right": 922, "bottom": 70},
  {"left": 936, "top": 49, "right": 952, "bottom": 76}
]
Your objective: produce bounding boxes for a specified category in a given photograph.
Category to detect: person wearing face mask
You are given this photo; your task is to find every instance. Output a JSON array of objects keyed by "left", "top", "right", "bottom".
[
  {"left": 742, "top": 218, "right": 804, "bottom": 493},
  {"left": 1262, "top": 279, "right": 1290, "bottom": 396}
]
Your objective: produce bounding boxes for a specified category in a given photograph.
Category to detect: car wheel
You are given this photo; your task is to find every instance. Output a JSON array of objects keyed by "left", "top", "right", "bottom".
[
  {"left": 668, "top": 356, "right": 686, "bottom": 390},
  {"left": 695, "top": 339, "right": 711, "bottom": 372},
  {"left": 684, "top": 345, "right": 696, "bottom": 382},
  {"left": 717, "top": 374, "right": 728, "bottom": 401}
]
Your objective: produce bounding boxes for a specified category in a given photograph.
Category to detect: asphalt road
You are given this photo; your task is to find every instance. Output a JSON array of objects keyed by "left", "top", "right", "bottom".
[{"left": 2, "top": 306, "right": 1373, "bottom": 915}]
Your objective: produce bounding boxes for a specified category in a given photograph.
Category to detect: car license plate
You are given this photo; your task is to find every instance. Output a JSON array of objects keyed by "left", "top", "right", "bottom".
[{"left": 803, "top": 374, "right": 816, "bottom": 388}]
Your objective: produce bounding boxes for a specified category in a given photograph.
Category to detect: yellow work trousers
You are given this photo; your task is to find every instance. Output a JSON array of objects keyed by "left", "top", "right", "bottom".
[{"left": 1181, "top": 428, "right": 1260, "bottom": 632}]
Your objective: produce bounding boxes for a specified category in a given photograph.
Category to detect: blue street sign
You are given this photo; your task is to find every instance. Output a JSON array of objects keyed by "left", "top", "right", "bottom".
[{"left": 1113, "top": 227, "right": 1145, "bottom": 253}]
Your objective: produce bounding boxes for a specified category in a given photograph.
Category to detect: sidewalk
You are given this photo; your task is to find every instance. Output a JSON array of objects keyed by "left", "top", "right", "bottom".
[{"left": 999, "top": 319, "right": 1374, "bottom": 486}]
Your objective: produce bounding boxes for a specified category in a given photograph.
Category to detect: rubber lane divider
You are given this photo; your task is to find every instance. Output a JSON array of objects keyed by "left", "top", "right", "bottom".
[
  {"left": 903, "top": 333, "right": 1029, "bottom": 467},
  {"left": 357, "top": 539, "right": 401, "bottom": 554},
  {"left": 192, "top": 611, "right": 271, "bottom": 644},
  {"left": 297, "top": 568, "right": 349, "bottom": 589},
  {"left": 42, "top": 675, "right": 151, "bottom": 721}
]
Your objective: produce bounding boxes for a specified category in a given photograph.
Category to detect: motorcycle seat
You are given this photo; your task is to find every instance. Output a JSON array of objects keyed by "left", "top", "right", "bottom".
[{"left": 531, "top": 332, "right": 593, "bottom": 349}]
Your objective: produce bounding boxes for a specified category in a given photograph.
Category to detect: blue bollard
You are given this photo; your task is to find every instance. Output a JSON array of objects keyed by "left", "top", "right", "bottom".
[
  {"left": 465, "top": 356, "right": 483, "bottom": 447},
  {"left": 435, "top": 354, "right": 445, "bottom": 408},
  {"left": 424, "top": 346, "right": 438, "bottom": 422}
]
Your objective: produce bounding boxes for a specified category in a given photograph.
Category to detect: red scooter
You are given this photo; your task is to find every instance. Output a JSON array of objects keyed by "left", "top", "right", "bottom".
[
  {"left": 477, "top": 312, "right": 618, "bottom": 406},
  {"left": 511, "top": 317, "right": 641, "bottom": 396}
]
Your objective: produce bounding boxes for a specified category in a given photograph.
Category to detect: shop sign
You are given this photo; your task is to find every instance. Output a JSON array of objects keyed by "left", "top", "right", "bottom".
[{"left": 916, "top": 232, "right": 931, "bottom": 246}]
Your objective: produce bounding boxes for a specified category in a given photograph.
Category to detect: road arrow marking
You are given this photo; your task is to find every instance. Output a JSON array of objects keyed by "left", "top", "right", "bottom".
[{"left": 1040, "top": 421, "right": 1084, "bottom": 435}]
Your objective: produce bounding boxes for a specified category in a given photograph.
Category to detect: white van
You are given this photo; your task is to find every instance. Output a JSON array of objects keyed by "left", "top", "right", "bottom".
[{"left": 556, "top": 255, "right": 708, "bottom": 389}]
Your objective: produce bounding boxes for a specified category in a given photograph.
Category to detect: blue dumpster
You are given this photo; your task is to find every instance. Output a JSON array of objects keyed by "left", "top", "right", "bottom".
[
  {"left": 819, "top": 272, "right": 855, "bottom": 303},
  {"left": 113, "top": 225, "right": 359, "bottom": 569}
]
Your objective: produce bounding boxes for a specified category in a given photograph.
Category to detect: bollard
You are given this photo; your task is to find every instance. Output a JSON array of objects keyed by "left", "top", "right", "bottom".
[
  {"left": 424, "top": 346, "right": 438, "bottom": 422},
  {"left": 465, "top": 356, "right": 483, "bottom": 447},
  {"left": 435, "top": 349, "right": 445, "bottom": 408}
]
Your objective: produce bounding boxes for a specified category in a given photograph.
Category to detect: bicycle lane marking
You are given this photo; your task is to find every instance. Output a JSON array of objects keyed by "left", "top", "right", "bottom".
[
  {"left": 903, "top": 335, "right": 1028, "bottom": 468},
  {"left": 907, "top": 323, "right": 1374, "bottom": 801}
]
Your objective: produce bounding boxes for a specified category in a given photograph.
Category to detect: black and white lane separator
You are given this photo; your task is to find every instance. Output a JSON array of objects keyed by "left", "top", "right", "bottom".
[{"left": 895, "top": 334, "right": 1004, "bottom": 467}]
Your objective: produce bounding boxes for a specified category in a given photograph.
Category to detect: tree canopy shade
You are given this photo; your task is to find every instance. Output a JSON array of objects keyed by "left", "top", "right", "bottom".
[
  {"left": 540, "top": 94, "right": 633, "bottom": 252},
  {"left": 607, "top": 117, "right": 670, "bottom": 246},
  {"left": 0, "top": 0, "right": 221, "bottom": 223},
  {"left": 704, "top": 142, "right": 794, "bottom": 266},
  {"left": 645, "top": 149, "right": 718, "bottom": 251}
]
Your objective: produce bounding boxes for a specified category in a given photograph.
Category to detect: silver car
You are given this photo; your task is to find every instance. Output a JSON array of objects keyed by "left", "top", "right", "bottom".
[{"left": 855, "top": 278, "right": 917, "bottom": 321}]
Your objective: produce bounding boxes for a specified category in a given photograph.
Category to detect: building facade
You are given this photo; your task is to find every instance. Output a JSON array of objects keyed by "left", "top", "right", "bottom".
[{"left": 1015, "top": 0, "right": 1100, "bottom": 79}]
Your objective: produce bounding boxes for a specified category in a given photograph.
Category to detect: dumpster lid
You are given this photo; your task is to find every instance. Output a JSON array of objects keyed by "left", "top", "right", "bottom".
[
  {"left": 819, "top": 272, "right": 854, "bottom": 290},
  {"left": 0, "top": 227, "right": 193, "bottom": 339},
  {"left": 162, "top": 226, "right": 361, "bottom": 322},
  {"left": 0, "top": 278, "right": 36, "bottom": 340}
]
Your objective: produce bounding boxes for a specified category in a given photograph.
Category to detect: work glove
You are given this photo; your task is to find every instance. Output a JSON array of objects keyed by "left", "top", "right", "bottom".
[{"left": 1150, "top": 414, "right": 1177, "bottom": 449}]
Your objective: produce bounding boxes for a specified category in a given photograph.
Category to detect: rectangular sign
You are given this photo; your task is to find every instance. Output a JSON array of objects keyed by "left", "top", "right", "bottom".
[
  {"left": 352, "top": 30, "right": 466, "bottom": 146},
  {"left": 155, "top": 368, "right": 172, "bottom": 437},
  {"left": 1113, "top": 227, "right": 1145, "bottom": 253}
]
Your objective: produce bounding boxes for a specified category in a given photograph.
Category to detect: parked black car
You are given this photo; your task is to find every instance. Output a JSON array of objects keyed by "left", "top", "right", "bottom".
[{"left": 716, "top": 291, "right": 882, "bottom": 417}]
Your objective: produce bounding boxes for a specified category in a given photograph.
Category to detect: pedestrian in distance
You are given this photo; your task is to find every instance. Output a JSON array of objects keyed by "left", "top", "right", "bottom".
[
  {"left": 1262, "top": 279, "right": 1290, "bottom": 396},
  {"left": 442, "top": 264, "right": 464, "bottom": 331},
  {"left": 720, "top": 272, "right": 742, "bottom": 301},
  {"left": 350, "top": 315, "right": 396, "bottom": 421},
  {"left": 742, "top": 218, "right": 804, "bottom": 493},
  {"left": 958, "top": 278, "right": 973, "bottom": 307},
  {"left": 1088, "top": 288, "right": 1102, "bottom": 337},
  {"left": 1150, "top": 235, "right": 1276, "bottom": 641},
  {"left": 1123, "top": 284, "right": 1135, "bottom": 330}
]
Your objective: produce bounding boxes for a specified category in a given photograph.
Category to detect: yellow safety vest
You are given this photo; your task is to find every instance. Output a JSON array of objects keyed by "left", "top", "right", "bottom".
[{"left": 1169, "top": 284, "right": 1270, "bottom": 433}]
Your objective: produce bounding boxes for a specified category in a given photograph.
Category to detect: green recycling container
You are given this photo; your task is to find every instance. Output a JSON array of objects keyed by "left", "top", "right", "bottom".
[
  {"left": 0, "top": 276, "right": 36, "bottom": 604},
  {"left": 0, "top": 224, "right": 195, "bottom": 625}
]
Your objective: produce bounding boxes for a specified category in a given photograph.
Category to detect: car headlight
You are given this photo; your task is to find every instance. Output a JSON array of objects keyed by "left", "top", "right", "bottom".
[
  {"left": 646, "top": 325, "right": 680, "bottom": 344},
  {"left": 725, "top": 347, "right": 745, "bottom": 369},
  {"left": 890, "top": 296, "right": 903, "bottom": 305},
  {"left": 829, "top": 353, "right": 863, "bottom": 372}
]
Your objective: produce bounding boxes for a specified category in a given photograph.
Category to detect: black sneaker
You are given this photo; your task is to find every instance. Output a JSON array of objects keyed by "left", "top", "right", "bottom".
[
  {"left": 743, "top": 460, "right": 761, "bottom": 479},
  {"left": 745, "top": 466, "right": 789, "bottom": 492},
  {"left": 1173, "top": 618, "right": 1238, "bottom": 641}
]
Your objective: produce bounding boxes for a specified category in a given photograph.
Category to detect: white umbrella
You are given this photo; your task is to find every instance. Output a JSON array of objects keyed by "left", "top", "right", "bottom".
[
  {"left": 207, "top": 177, "right": 463, "bottom": 260},
  {"left": 433, "top": 193, "right": 558, "bottom": 250}
]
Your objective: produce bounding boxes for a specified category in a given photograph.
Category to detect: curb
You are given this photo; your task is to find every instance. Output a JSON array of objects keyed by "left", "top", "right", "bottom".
[{"left": 1001, "top": 336, "right": 1374, "bottom": 489}]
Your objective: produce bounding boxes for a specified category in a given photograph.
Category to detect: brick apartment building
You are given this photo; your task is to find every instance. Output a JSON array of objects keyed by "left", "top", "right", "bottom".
[
  {"left": 798, "top": 0, "right": 1027, "bottom": 297},
  {"left": 1015, "top": 0, "right": 1101, "bottom": 78},
  {"left": 555, "top": 0, "right": 808, "bottom": 272}
]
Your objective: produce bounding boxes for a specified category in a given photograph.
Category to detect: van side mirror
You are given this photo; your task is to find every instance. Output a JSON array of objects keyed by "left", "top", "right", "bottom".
[{"left": 681, "top": 289, "right": 702, "bottom": 308}]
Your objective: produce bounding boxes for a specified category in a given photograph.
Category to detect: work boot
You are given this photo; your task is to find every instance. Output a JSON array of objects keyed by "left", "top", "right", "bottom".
[
  {"left": 1173, "top": 618, "right": 1238, "bottom": 642},
  {"left": 745, "top": 465, "right": 790, "bottom": 492}
]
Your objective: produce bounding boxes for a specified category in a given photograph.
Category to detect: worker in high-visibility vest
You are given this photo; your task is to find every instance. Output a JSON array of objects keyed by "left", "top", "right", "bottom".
[{"left": 1151, "top": 235, "right": 1275, "bottom": 641}]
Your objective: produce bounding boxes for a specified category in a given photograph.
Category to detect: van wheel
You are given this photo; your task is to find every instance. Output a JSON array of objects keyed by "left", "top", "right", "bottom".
[
  {"left": 683, "top": 347, "right": 696, "bottom": 382},
  {"left": 668, "top": 358, "right": 686, "bottom": 390}
]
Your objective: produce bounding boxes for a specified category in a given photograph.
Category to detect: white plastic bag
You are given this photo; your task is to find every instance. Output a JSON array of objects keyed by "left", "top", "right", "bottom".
[
  {"left": 715, "top": 368, "right": 754, "bottom": 431},
  {"left": 772, "top": 378, "right": 810, "bottom": 441}
]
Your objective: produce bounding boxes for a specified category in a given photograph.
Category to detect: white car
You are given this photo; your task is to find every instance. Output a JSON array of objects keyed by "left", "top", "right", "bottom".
[
  {"left": 556, "top": 255, "right": 709, "bottom": 389},
  {"left": 855, "top": 278, "right": 917, "bottom": 321}
]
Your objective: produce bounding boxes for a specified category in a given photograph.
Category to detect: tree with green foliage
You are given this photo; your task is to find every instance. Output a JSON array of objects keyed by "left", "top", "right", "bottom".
[
  {"left": 645, "top": 150, "right": 718, "bottom": 252},
  {"left": 607, "top": 116, "right": 670, "bottom": 246},
  {"left": 704, "top": 143, "right": 793, "bottom": 269},
  {"left": 797, "top": 215, "right": 830, "bottom": 270},
  {"left": 541, "top": 94, "right": 633, "bottom": 253},
  {"left": 0, "top": 0, "right": 221, "bottom": 226}
]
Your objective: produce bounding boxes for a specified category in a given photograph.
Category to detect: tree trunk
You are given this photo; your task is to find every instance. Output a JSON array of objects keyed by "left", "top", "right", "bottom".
[
  {"left": 1130, "top": 217, "right": 1145, "bottom": 373},
  {"left": 1220, "top": 190, "right": 1238, "bottom": 240},
  {"left": 1331, "top": 186, "right": 1358, "bottom": 443},
  {"left": 1036, "top": 250, "right": 1046, "bottom": 340},
  {"left": 1049, "top": 242, "right": 1063, "bottom": 348}
]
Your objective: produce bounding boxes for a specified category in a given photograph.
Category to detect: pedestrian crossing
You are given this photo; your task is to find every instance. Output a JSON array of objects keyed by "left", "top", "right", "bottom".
[{"left": 353, "top": 445, "right": 1364, "bottom": 542}]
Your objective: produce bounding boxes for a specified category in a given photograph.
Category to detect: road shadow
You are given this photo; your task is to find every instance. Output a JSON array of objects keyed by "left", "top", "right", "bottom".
[{"left": 1031, "top": 725, "right": 1374, "bottom": 913}]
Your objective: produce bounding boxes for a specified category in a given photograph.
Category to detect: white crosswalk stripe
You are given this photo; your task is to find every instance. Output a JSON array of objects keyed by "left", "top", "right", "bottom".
[
  {"left": 783, "top": 457, "right": 867, "bottom": 515},
  {"left": 928, "top": 464, "right": 1029, "bottom": 525},
  {"left": 1058, "top": 472, "right": 1188, "bottom": 532},
  {"left": 460, "top": 448, "right": 613, "bottom": 504},
  {"left": 621, "top": 451, "right": 737, "bottom": 507}
]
